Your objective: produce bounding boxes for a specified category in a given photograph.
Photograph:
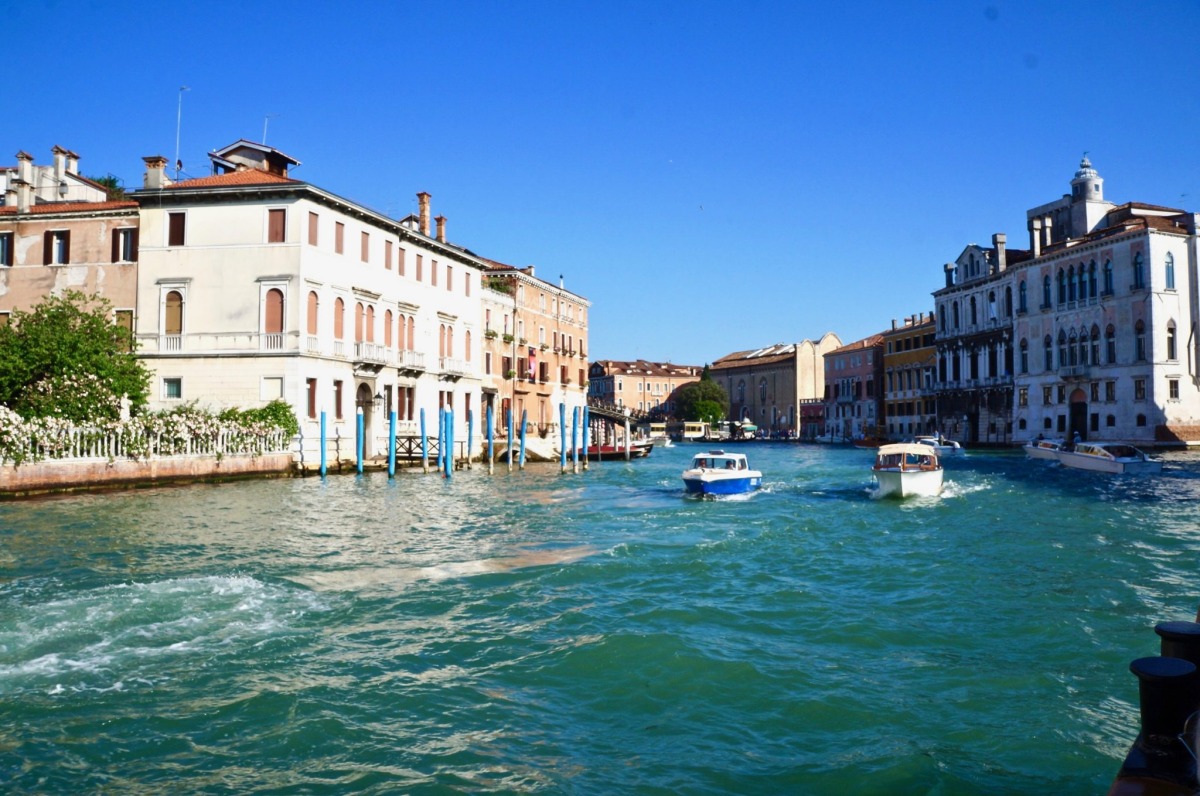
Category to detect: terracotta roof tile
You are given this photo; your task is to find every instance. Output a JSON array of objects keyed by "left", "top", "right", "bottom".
[
  {"left": 0, "top": 200, "right": 138, "bottom": 216},
  {"left": 167, "top": 170, "right": 299, "bottom": 189}
]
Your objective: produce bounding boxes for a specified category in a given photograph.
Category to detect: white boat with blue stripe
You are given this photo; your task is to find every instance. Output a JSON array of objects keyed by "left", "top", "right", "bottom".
[{"left": 682, "top": 450, "right": 762, "bottom": 496}]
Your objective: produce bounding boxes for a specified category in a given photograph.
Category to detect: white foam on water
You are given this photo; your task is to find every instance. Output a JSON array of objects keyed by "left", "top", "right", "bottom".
[
  {"left": 0, "top": 574, "right": 330, "bottom": 695},
  {"left": 289, "top": 544, "right": 599, "bottom": 593}
]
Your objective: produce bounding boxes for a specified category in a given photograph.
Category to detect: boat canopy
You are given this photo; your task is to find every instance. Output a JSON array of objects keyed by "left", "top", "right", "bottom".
[{"left": 877, "top": 443, "right": 938, "bottom": 458}]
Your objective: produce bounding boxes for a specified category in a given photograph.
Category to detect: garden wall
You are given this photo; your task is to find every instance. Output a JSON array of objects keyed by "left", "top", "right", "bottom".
[{"left": 0, "top": 453, "right": 294, "bottom": 498}]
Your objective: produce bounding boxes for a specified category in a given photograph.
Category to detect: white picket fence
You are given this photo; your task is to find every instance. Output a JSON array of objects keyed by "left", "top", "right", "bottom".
[{"left": 5, "top": 426, "right": 293, "bottom": 464}]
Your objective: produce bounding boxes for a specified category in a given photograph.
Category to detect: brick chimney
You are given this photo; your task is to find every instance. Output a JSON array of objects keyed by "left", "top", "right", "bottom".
[
  {"left": 12, "top": 179, "right": 32, "bottom": 212},
  {"left": 993, "top": 232, "right": 1007, "bottom": 272},
  {"left": 52, "top": 145, "right": 69, "bottom": 183},
  {"left": 143, "top": 155, "right": 169, "bottom": 189},
  {"left": 417, "top": 192, "right": 431, "bottom": 236},
  {"left": 15, "top": 151, "right": 33, "bottom": 184},
  {"left": 435, "top": 215, "right": 446, "bottom": 243}
]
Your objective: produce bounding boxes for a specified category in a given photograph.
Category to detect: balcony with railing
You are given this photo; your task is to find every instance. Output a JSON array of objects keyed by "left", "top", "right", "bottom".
[
  {"left": 440, "top": 357, "right": 471, "bottom": 378},
  {"left": 397, "top": 349, "right": 426, "bottom": 373},
  {"left": 261, "top": 333, "right": 285, "bottom": 352},
  {"left": 354, "top": 342, "right": 387, "bottom": 366}
]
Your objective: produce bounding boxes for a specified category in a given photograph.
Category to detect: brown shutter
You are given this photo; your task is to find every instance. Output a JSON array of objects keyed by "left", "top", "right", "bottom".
[
  {"left": 131, "top": 228, "right": 139, "bottom": 262},
  {"left": 43, "top": 231, "right": 52, "bottom": 265},
  {"left": 111, "top": 229, "right": 120, "bottom": 263},
  {"left": 63, "top": 230, "right": 70, "bottom": 264},
  {"left": 268, "top": 209, "right": 285, "bottom": 243}
]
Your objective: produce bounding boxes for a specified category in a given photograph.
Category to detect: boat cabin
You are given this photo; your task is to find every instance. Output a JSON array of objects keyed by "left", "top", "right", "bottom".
[
  {"left": 689, "top": 450, "right": 749, "bottom": 471},
  {"left": 873, "top": 443, "right": 940, "bottom": 472}
]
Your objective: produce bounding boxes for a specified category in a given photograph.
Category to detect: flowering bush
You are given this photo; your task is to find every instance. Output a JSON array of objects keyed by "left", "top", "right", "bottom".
[{"left": 0, "top": 401, "right": 296, "bottom": 466}]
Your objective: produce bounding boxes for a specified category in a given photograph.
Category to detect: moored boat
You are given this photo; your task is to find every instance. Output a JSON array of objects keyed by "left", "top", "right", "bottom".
[
  {"left": 1023, "top": 437, "right": 1065, "bottom": 461},
  {"left": 872, "top": 443, "right": 943, "bottom": 498},
  {"left": 912, "top": 435, "right": 964, "bottom": 456},
  {"left": 1055, "top": 442, "right": 1162, "bottom": 474},
  {"left": 682, "top": 450, "right": 762, "bottom": 496},
  {"left": 582, "top": 441, "right": 653, "bottom": 461}
]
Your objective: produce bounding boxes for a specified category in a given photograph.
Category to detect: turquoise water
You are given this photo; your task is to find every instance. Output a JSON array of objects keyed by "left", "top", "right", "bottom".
[{"left": 2, "top": 443, "right": 1199, "bottom": 794}]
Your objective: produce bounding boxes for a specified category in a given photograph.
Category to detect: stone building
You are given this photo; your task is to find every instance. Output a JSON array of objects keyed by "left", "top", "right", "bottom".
[
  {"left": 881, "top": 313, "right": 937, "bottom": 440},
  {"left": 0, "top": 146, "right": 139, "bottom": 330},
  {"left": 711, "top": 336, "right": 842, "bottom": 436},
  {"left": 822, "top": 333, "right": 884, "bottom": 441},
  {"left": 586, "top": 359, "right": 702, "bottom": 417}
]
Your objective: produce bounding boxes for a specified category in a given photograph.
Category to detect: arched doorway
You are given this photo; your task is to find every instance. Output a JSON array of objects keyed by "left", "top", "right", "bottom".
[
  {"left": 1069, "top": 388, "right": 1088, "bottom": 442},
  {"left": 355, "top": 383, "right": 375, "bottom": 456}
]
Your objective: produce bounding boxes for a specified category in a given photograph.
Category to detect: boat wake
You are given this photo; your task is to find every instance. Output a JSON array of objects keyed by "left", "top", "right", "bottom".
[
  {"left": 0, "top": 575, "right": 329, "bottom": 696},
  {"left": 288, "top": 545, "right": 599, "bottom": 593}
]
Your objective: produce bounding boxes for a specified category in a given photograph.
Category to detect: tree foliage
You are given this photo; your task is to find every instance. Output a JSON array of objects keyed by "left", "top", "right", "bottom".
[
  {"left": 87, "top": 174, "right": 126, "bottom": 201},
  {"left": 675, "top": 366, "right": 729, "bottom": 422},
  {"left": 0, "top": 291, "right": 150, "bottom": 423}
]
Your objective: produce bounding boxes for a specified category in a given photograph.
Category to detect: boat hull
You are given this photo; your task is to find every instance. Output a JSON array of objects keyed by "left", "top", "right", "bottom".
[
  {"left": 582, "top": 443, "right": 653, "bottom": 461},
  {"left": 1024, "top": 441, "right": 1063, "bottom": 461},
  {"left": 1055, "top": 449, "right": 1162, "bottom": 475},
  {"left": 873, "top": 467, "right": 944, "bottom": 498},
  {"left": 682, "top": 471, "right": 762, "bottom": 495}
]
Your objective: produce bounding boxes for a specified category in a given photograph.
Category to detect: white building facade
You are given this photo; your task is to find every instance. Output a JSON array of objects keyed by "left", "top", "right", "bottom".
[{"left": 133, "top": 141, "right": 486, "bottom": 456}]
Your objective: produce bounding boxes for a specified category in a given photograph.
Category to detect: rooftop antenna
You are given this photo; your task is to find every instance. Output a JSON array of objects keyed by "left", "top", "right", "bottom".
[
  {"left": 263, "top": 113, "right": 278, "bottom": 145},
  {"left": 174, "top": 86, "right": 190, "bottom": 179}
]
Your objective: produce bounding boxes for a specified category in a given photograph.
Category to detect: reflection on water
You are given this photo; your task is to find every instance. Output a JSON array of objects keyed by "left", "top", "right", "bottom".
[{"left": 1, "top": 444, "right": 1199, "bottom": 794}]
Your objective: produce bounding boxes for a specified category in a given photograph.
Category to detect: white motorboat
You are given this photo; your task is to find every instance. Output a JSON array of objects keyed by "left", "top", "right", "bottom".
[
  {"left": 872, "top": 443, "right": 943, "bottom": 498},
  {"left": 1024, "top": 437, "right": 1065, "bottom": 461},
  {"left": 682, "top": 450, "right": 762, "bottom": 496},
  {"left": 1055, "top": 442, "right": 1162, "bottom": 475},
  {"left": 912, "top": 435, "right": 964, "bottom": 456}
]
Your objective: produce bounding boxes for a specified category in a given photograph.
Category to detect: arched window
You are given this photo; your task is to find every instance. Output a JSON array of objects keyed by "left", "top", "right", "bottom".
[
  {"left": 1133, "top": 252, "right": 1145, "bottom": 289},
  {"left": 1105, "top": 324, "right": 1116, "bottom": 363},
  {"left": 1019, "top": 339, "right": 1028, "bottom": 374},
  {"left": 1103, "top": 260, "right": 1114, "bottom": 294},
  {"left": 334, "top": 298, "right": 345, "bottom": 340},
  {"left": 1067, "top": 265, "right": 1076, "bottom": 303},
  {"left": 952, "top": 301, "right": 960, "bottom": 329},
  {"left": 465, "top": 330, "right": 471, "bottom": 362},
  {"left": 446, "top": 326, "right": 454, "bottom": 358},
  {"left": 306, "top": 291, "right": 319, "bottom": 335},
  {"left": 354, "top": 302, "right": 364, "bottom": 343},
  {"left": 1004, "top": 286, "right": 1012, "bottom": 317},
  {"left": 1088, "top": 260, "right": 1097, "bottom": 298},
  {"left": 1077, "top": 328, "right": 1087, "bottom": 366},
  {"left": 384, "top": 310, "right": 393, "bottom": 348},
  {"left": 1090, "top": 324, "right": 1100, "bottom": 365},
  {"left": 1067, "top": 330, "right": 1077, "bottom": 366},
  {"left": 1166, "top": 253, "right": 1176, "bottom": 290},
  {"left": 1135, "top": 320, "right": 1146, "bottom": 360},
  {"left": 438, "top": 324, "right": 446, "bottom": 358},
  {"left": 1167, "top": 322, "right": 1177, "bottom": 360},
  {"left": 264, "top": 288, "right": 284, "bottom": 335},
  {"left": 1043, "top": 335, "right": 1053, "bottom": 371},
  {"left": 408, "top": 316, "right": 415, "bottom": 350},
  {"left": 1042, "top": 275, "right": 1052, "bottom": 308},
  {"left": 165, "top": 290, "right": 183, "bottom": 335},
  {"left": 365, "top": 305, "right": 375, "bottom": 343},
  {"left": 969, "top": 296, "right": 977, "bottom": 325},
  {"left": 938, "top": 308, "right": 945, "bottom": 333},
  {"left": 1076, "top": 264, "right": 1086, "bottom": 301},
  {"left": 759, "top": 378, "right": 768, "bottom": 403},
  {"left": 1057, "top": 268, "right": 1067, "bottom": 304},
  {"left": 1018, "top": 281, "right": 1027, "bottom": 312},
  {"left": 1058, "top": 329, "right": 1068, "bottom": 367},
  {"left": 396, "top": 313, "right": 406, "bottom": 349},
  {"left": 737, "top": 380, "right": 746, "bottom": 404}
]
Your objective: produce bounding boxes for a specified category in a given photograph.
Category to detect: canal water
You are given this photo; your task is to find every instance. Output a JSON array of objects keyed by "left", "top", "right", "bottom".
[{"left": 2, "top": 443, "right": 1199, "bottom": 794}]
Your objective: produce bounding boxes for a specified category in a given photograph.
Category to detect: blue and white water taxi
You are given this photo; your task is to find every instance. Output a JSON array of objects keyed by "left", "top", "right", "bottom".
[{"left": 682, "top": 450, "right": 762, "bottom": 496}]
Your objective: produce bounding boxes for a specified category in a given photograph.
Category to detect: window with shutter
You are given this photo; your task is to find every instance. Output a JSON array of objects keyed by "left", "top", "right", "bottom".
[
  {"left": 268, "top": 209, "right": 286, "bottom": 243},
  {"left": 168, "top": 213, "right": 186, "bottom": 246}
]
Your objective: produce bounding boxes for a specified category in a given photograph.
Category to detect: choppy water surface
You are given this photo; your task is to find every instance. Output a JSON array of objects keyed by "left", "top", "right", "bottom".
[{"left": 3, "top": 444, "right": 1200, "bottom": 794}]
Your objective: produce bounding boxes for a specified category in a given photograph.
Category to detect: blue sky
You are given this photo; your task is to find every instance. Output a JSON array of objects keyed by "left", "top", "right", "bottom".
[{"left": 7, "top": 0, "right": 1200, "bottom": 365}]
